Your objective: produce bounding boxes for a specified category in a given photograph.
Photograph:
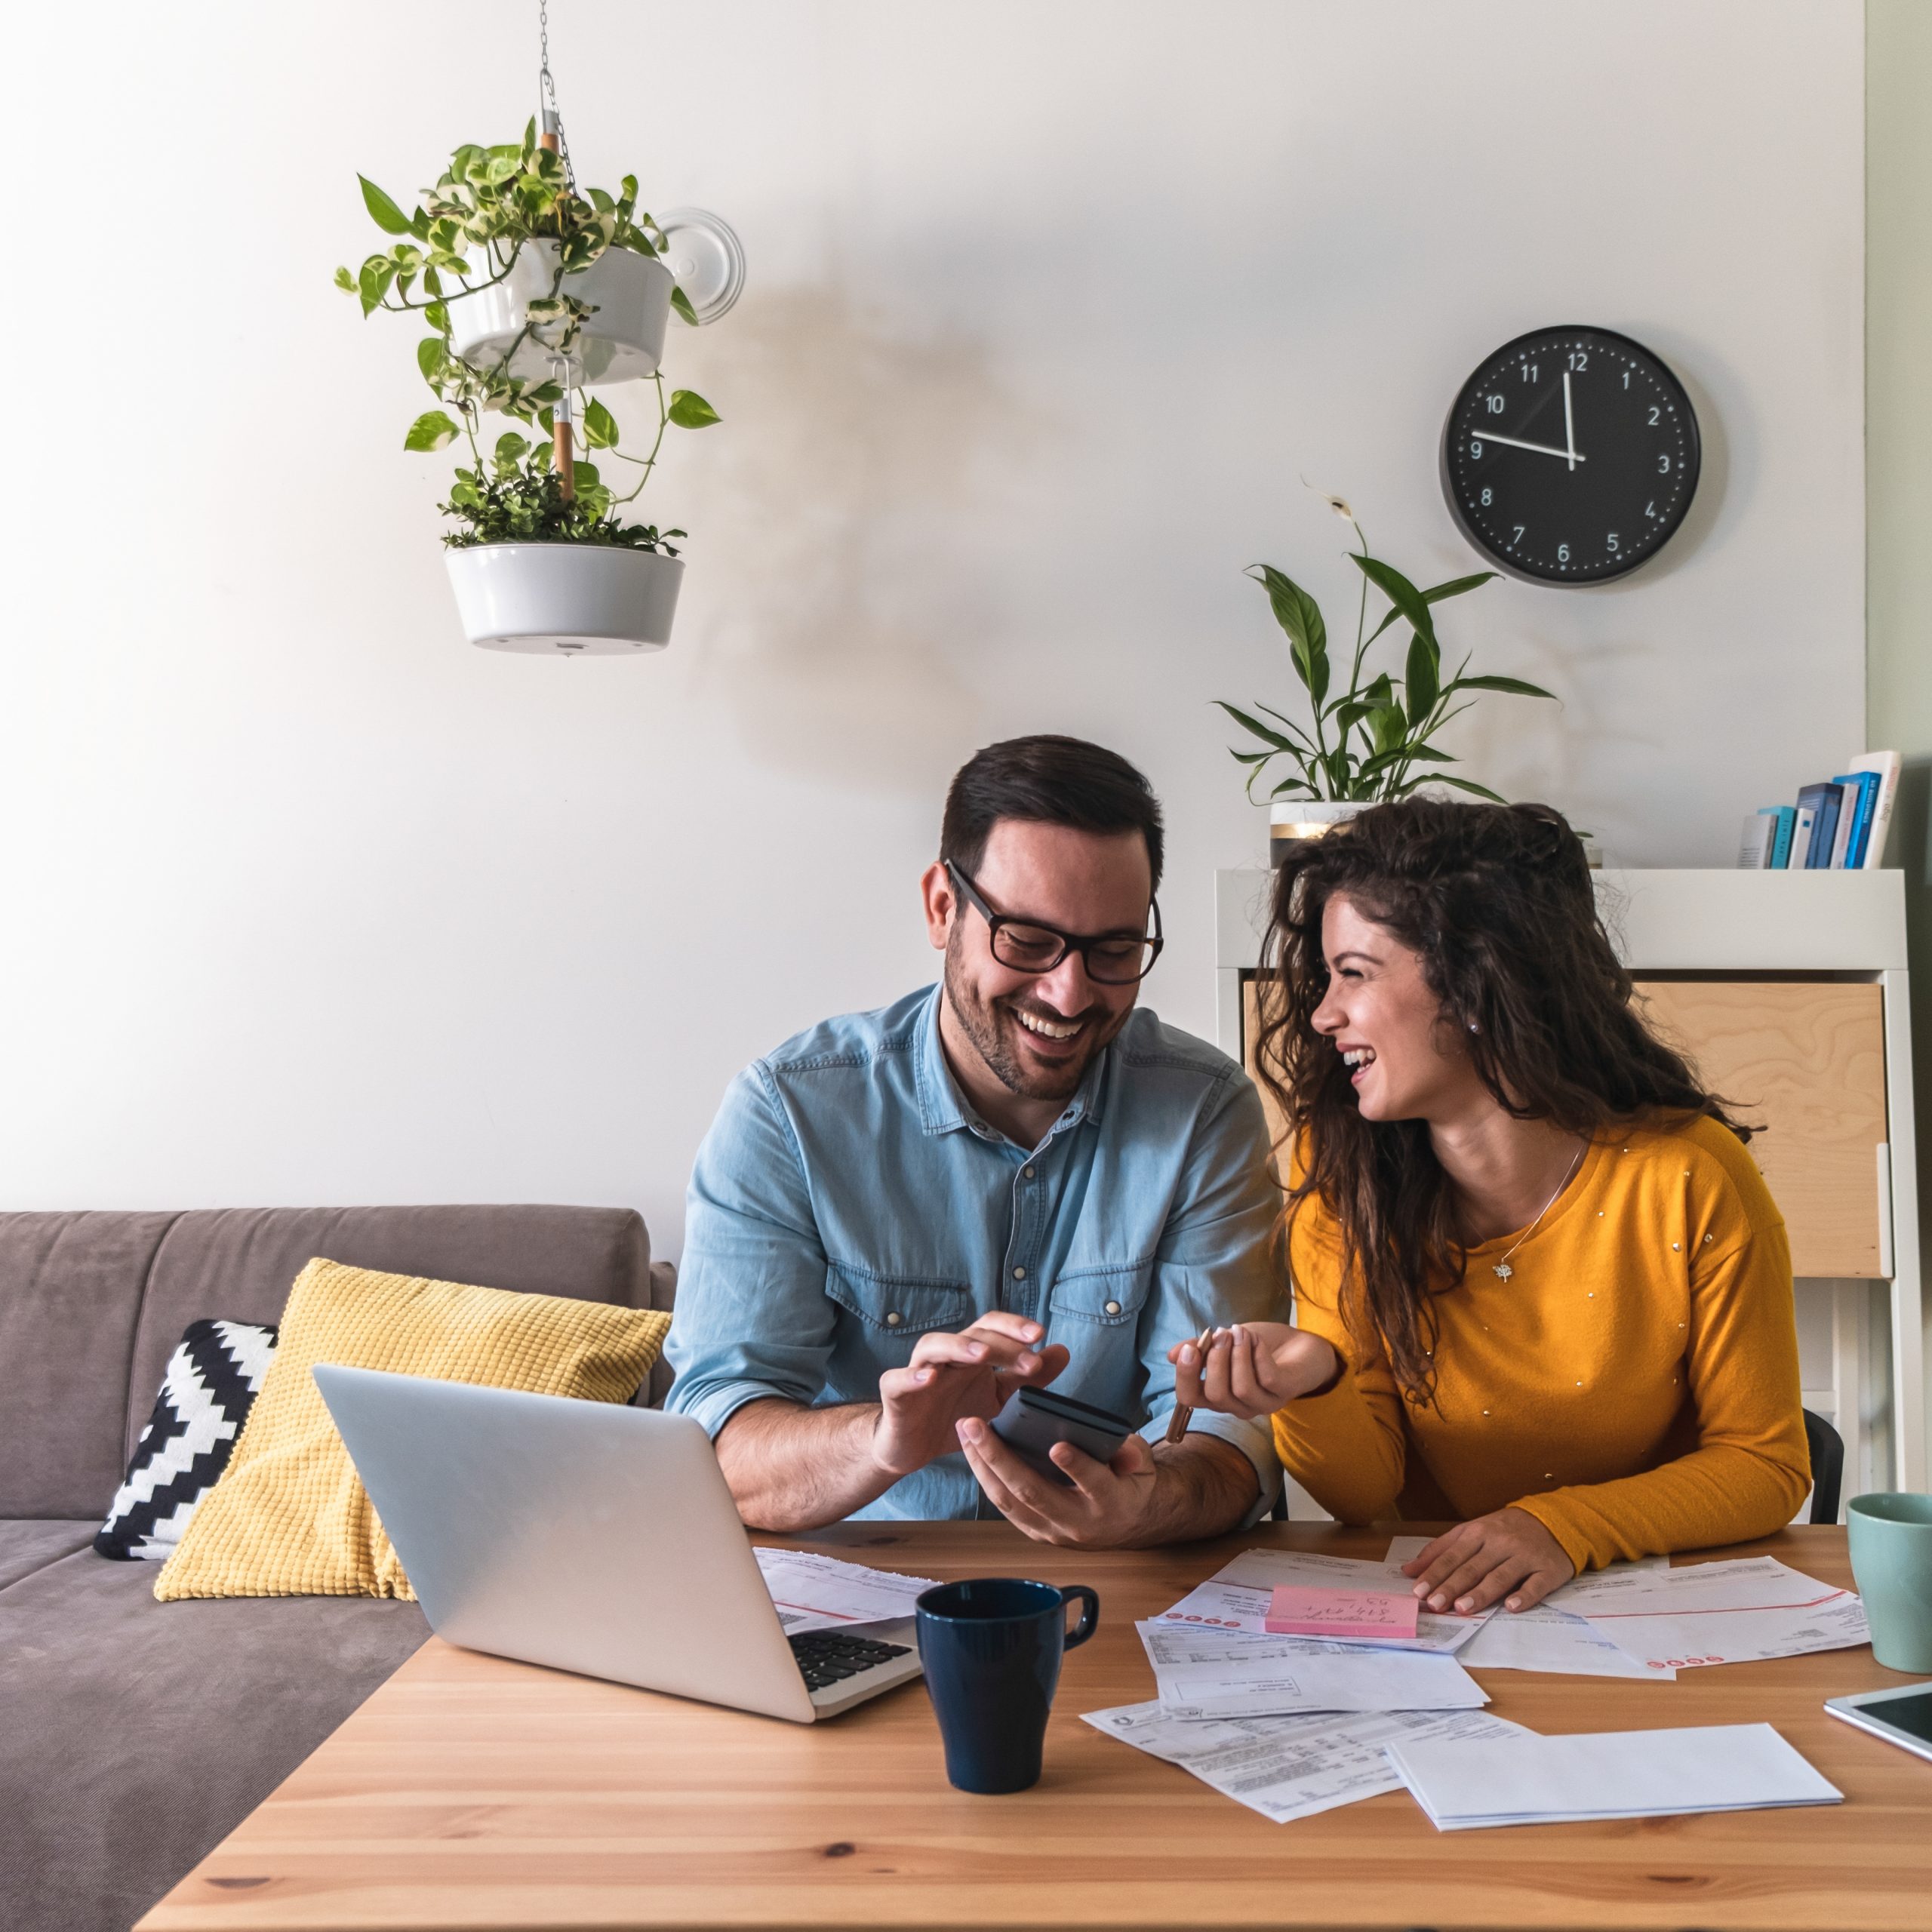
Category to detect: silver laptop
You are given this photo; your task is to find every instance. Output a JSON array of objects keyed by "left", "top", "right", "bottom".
[{"left": 311, "top": 1364, "right": 924, "bottom": 1724}]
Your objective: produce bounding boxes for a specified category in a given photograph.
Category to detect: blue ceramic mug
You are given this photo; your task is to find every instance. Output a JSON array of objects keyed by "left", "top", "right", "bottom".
[{"left": 915, "top": 1577, "right": 1100, "bottom": 1793}]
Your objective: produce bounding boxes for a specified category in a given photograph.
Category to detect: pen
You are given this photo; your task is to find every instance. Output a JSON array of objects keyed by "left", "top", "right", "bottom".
[{"left": 1166, "top": 1327, "right": 1216, "bottom": 1444}]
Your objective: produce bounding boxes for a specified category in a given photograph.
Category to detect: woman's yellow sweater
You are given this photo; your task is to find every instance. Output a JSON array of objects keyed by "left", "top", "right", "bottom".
[{"left": 1272, "top": 1115, "right": 1811, "bottom": 1571}]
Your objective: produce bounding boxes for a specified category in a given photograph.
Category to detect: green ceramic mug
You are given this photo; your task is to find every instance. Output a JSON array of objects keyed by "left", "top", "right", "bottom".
[{"left": 1847, "top": 1492, "right": 1932, "bottom": 1672}]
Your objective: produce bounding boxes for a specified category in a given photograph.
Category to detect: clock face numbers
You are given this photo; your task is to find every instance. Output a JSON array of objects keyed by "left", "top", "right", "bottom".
[{"left": 1441, "top": 328, "right": 1700, "bottom": 584}]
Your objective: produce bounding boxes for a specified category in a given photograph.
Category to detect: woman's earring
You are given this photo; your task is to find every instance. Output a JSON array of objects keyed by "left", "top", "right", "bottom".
[{"left": 1467, "top": 1021, "right": 1479, "bottom": 1034}]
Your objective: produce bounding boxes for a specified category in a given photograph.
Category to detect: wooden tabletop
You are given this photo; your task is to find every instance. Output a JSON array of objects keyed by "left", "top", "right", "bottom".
[{"left": 140, "top": 1521, "right": 1932, "bottom": 1932}]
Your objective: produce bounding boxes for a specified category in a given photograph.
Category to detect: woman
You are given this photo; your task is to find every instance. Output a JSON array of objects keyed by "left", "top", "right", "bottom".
[{"left": 1173, "top": 798, "right": 1808, "bottom": 1616}]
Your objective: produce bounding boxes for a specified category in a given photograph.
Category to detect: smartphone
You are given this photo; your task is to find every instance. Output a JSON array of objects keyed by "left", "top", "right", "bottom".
[
  {"left": 988, "top": 1386, "right": 1134, "bottom": 1485},
  {"left": 1824, "top": 1682, "right": 1932, "bottom": 1765}
]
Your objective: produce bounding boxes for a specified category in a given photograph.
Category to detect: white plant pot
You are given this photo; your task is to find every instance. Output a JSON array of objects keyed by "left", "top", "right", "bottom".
[
  {"left": 445, "top": 543, "right": 684, "bottom": 654},
  {"left": 445, "top": 239, "right": 672, "bottom": 385},
  {"left": 1269, "top": 799, "right": 1367, "bottom": 864}
]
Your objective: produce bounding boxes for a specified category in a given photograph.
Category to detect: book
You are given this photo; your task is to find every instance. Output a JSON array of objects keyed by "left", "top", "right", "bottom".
[
  {"left": 1796, "top": 783, "right": 1842, "bottom": 869},
  {"left": 1758, "top": 805, "right": 1796, "bottom": 869},
  {"left": 1789, "top": 804, "right": 1817, "bottom": 870},
  {"left": 1827, "top": 783, "right": 1859, "bottom": 867},
  {"left": 1831, "top": 772, "right": 1881, "bottom": 869},
  {"left": 1738, "top": 813, "right": 1777, "bottom": 869},
  {"left": 1846, "top": 750, "right": 1902, "bottom": 868}
]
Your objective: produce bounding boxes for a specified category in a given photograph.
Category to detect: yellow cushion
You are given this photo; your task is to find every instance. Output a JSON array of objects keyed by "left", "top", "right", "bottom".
[{"left": 154, "top": 1257, "right": 670, "bottom": 1601}]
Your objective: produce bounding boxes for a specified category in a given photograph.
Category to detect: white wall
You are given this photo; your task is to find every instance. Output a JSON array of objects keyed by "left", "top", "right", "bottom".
[{"left": 0, "top": 0, "right": 1865, "bottom": 1253}]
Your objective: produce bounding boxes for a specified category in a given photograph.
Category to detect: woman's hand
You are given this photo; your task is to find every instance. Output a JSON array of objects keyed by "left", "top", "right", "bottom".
[
  {"left": 1402, "top": 1506, "right": 1576, "bottom": 1614},
  {"left": 1167, "top": 1322, "right": 1341, "bottom": 1422}
]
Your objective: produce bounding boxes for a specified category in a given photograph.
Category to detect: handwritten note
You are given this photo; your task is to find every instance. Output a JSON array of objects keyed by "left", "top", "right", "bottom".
[{"left": 1264, "top": 1584, "right": 1420, "bottom": 1643}]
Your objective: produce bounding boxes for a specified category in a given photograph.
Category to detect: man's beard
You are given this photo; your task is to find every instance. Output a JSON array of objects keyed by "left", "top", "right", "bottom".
[{"left": 943, "top": 937, "right": 1125, "bottom": 1103}]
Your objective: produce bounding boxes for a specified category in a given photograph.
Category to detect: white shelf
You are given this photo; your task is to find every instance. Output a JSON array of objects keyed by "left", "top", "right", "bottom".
[{"left": 1216, "top": 866, "right": 1908, "bottom": 973}]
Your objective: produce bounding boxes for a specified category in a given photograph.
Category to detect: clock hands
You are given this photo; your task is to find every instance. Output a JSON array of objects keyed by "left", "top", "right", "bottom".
[
  {"left": 1470, "top": 428, "right": 1586, "bottom": 463},
  {"left": 1563, "top": 371, "right": 1578, "bottom": 471}
]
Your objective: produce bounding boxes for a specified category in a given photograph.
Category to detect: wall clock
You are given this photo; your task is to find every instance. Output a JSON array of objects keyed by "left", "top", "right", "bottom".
[{"left": 1440, "top": 325, "right": 1700, "bottom": 584}]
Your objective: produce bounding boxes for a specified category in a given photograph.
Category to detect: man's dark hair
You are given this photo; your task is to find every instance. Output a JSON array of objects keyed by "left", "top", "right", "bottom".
[{"left": 940, "top": 735, "right": 1164, "bottom": 894}]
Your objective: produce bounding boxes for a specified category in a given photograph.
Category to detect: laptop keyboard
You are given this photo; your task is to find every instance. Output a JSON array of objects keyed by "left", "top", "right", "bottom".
[{"left": 789, "top": 1630, "right": 912, "bottom": 1692}]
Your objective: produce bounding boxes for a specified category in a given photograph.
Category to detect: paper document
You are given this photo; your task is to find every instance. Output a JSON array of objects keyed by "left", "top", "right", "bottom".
[
  {"left": 1553, "top": 1558, "right": 1869, "bottom": 1675},
  {"left": 1388, "top": 1722, "right": 1843, "bottom": 1831},
  {"left": 1084, "top": 1700, "right": 1531, "bottom": 1824},
  {"left": 1455, "top": 1602, "right": 1675, "bottom": 1680},
  {"left": 752, "top": 1548, "right": 937, "bottom": 1635},
  {"left": 1155, "top": 1548, "right": 1491, "bottom": 1654},
  {"left": 1139, "top": 1620, "right": 1487, "bottom": 1720}
]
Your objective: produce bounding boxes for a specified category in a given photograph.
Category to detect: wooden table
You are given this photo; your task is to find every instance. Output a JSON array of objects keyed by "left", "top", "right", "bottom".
[{"left": 140, "top": 1522, "right": 1931, "bottom": 1932}]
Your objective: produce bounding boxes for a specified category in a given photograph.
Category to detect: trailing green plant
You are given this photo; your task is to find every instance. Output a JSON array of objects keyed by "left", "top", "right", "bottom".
[
  {"left": 1217, "top": 500, "right": 1555, "bottom": 804},
  {"left": 337, "top": 124, "right": 720, "bottom": 547}
]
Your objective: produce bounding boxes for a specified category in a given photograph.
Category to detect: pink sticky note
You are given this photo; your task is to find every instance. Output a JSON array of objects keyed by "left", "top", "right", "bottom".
[{"left": 1263, "top": 1584, "right": 1420, "bottom": 1642}]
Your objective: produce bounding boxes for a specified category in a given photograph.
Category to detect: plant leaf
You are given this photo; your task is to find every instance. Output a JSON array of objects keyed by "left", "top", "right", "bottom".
[
  {"left": 1246, "top": 565, "right": 1328, "bottom": 705},
  {"left": 1423, "top": 570, "right": 1498, "bottom": 603},
  {"left": 668, "top": 387, "right": 721, "bottom": 429},
  {"left": 417, "top": 337, "right": 447, "bottom": 384},
  {"left": 1214, "top": 700, "right": 1295, "bottom": 752},
  {"left": 404, "top": 409, "right": 460, "bottom": 452},
  {"left": 1405, "top": 629, "right": 1439, "bottom": 724},
  {"left": 1354, "top": 553, "right": 1438, "bottom": 651},
  {"left": 1444, "top": 673, "right": 1558, "bottom": 700},
  {"left": 1401, "top": 743, "right": 1457, "bottom": 763},
  {"left": 583, "top": 397, "right": 620, "bottom": 448},
  {"left": 1432, "top": 775, "right": 1509, "bottom": 803},
  {"left": 669, "top": 285, "right": 700, "bottom": 325},
  {"left": 358, "top": 175, "right": 414, "bottom": 236},
  {"left": 573, "top": 460, "right": 601, "bottom": 492},
  {"left": 1269, "top": 776, "right": 1318, "bottom": 799},
  {"left": 1251, "top": 702, "right": 1318, "bottom": 749},
  {"left": 333, "top": 265, "right": 355, "bottom": 292}
]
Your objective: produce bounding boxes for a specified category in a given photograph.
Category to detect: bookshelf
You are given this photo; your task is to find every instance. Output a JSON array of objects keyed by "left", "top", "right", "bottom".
[{"left": 1213, "top": 866, "right": 1927, "bottom": 1506}]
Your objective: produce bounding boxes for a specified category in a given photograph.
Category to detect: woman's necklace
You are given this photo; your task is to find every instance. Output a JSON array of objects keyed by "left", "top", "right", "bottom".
[{"left": 1487, "top": 1140, "right": 1588, "bottom": 1281}]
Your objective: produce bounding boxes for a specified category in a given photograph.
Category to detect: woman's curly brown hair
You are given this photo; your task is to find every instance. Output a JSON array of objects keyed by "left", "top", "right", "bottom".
[{"left": 1255, "top": 796, "right": 1744, "bottom": 1406}]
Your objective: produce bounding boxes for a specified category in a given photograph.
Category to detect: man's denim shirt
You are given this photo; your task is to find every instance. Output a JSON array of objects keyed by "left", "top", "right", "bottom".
[{"left": 664, "top": 985, "right": 1286, "bottom": 1521}]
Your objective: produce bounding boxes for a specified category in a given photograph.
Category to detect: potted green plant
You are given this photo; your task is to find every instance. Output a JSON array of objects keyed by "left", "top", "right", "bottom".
[
  {"left": 1217, "top": 498, "right": 1555, "bottom": 847},
  {"left": 338, "top": 125, "right": 728, "bottom": 654}
]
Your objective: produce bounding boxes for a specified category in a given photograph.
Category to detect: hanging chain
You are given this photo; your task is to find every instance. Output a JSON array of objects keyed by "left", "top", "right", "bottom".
[{"left": 537, "top": 0, "right": 577, "bottom": 192}]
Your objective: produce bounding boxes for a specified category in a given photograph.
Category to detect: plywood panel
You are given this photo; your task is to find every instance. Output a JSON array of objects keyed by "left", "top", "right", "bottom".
[
  {"left": 1633, "top": 980, "right": 1887, "bottom": 1278},
  {"left": 1239, "top": 977, "right": 1290, "bottom": 1158}
]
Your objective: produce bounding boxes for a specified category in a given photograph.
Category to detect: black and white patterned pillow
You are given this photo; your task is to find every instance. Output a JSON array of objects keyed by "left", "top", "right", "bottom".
[{"left": 95, "top": 1318, "right": 278, "bottom": 1560}]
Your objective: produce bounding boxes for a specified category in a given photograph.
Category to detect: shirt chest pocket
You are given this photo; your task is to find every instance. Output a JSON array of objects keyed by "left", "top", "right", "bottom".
[
  {"left": 1048, "top": 1261, "right": 1151, "bottom": 1329},
  {"left": 825, "top": 1263, "right": 975, "bottom": 1342}
]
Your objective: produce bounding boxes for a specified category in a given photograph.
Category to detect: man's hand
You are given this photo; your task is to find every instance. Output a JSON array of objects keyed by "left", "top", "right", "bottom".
[
  {"left": 953, "top": 1416, "right": 1161, "bottom": 1546},
  {"left": 1168, "top": 1321, "right": 1340, "bottom": 1421},
  {"left": 1401, "top": 1506, "right": 1577, "bottom": 1614},
  {"left": 952, "top": 1415, "right": 1256, "bottom": 1549},
  {"left": 871, "top": 1312, "right": 1069, "bottom": 1480}
]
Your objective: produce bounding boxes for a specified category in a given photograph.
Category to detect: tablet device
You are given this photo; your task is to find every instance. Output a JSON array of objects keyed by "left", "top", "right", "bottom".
[
  {"left": 989, "top": 1386, "right": 1134, "bottom": 1485},
  {"left": 1824, "top": 1682, "right": 1932, "bottom": 1766}
]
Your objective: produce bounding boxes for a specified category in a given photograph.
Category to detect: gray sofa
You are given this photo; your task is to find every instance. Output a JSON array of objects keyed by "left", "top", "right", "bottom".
[{"left": 0, "top": 1205, "right": 675, "bottom": 1932}]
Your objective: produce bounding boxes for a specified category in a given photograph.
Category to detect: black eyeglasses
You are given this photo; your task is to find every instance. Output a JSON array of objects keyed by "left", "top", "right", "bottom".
[{"left": 945, "top": 862, "right": 1164, "bottom": 985}]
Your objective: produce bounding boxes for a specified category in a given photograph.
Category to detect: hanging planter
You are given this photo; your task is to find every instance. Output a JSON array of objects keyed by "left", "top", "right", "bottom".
[
  {"left": 445, "top": 238, "right": 674, "bottom": 385},
  {"left": 447, "top": 543, "right": 683, "bottom": 654},
  {"left": 334, "top": 7, "right": 740, "bottom": 657}
]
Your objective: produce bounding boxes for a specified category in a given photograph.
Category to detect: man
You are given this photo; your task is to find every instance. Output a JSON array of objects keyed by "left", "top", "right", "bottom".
[{"left": 664, "top": 735, "right": 1284, "bottom": 1545}]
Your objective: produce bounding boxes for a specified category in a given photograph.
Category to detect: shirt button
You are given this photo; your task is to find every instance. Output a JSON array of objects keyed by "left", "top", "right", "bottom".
[
  {"left": 884, "top": 1312, "right": 902, "bottom": 1327},
  {"left": 1012, "top": 1266, "right": 1026, "bottom": 1281},
  {"left": 1024, "top": 1166, "right": 1036, "bottom": 1179},
  {"left": 1104, "top": 1300, "right": 1121, "bottom": 1315}
]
